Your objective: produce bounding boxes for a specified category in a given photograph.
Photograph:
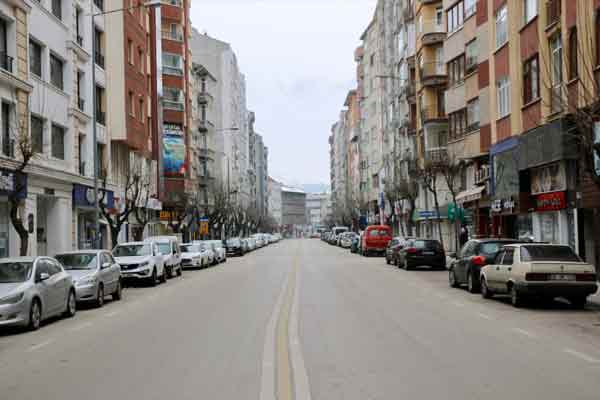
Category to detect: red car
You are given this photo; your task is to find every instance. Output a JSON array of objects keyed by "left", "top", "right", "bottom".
[{"left": 361, "top": 225, "right": 393, "bottom": 256}]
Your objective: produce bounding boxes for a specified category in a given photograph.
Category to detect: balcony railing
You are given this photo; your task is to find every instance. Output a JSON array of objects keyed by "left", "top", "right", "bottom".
[
  {"left": 421, "top": 106, "right": 447, "bottom": 122},
  {"left": 162, "top": 30, "right": 183, "bottom": 41},
  {"left": 96, "top": 110, "right": 106, "bottom": 125},
  {"left": 419, "top": 61, "right": 446, "bottom": 80},
  {"left": 94, "top": 0, "right": 104, "bottom": 11},
  {"left": 0, "top": 52, "right": 14, "bottom": 73},
  {"left": 425, "top": 148, "right": 448, "bottom": 164},
  {"left": 547, "top": 0, "right": 561, "bottom": 27},
  {"left": 163, "top": 100, "right": 184, "bottom": 111},
  {"left": 95, "top": 52, "right": 105, "bottom": 68},
  {"left": 162, "top": 66, "right": 183, "bottom": 76},
  {"left": 78, "top": 98, "right": 85, "bottom": 111}
]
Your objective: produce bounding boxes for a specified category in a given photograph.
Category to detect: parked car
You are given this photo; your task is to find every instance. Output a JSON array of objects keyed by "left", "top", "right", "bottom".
[
  {"left": 480, "top": 244, "right": 598, "bottom": 308},
  {"left": 145, "top": 236, "right": 182, "bottom": 279},
  {"left": 246, "top": 238, "right": 257, "bottom": 251},
  {"left": 55, "top": 250, "right": 122, "bottom": 307},
  {"left": 321, "top": 231, "right": 331, "bottom": 242},
  {"left": 396, "top": 239, "right": 446, "bottom": 270},
  {"left": 449, "top": 239, "right": 521, "bottom": 293},
  {"left": 113, "top": 241, "right": 166, "bottom": 286},
  {"left": 252, "top": 234, "right": 265, "bottom": 248},
  {"left": 180, "top": 243, "right": 209, "bottom": 269},
  {"left": 195, "top": 241, "right": 216, "bottom": 265},
  {"left": 240, "top": 238, "right": 250, "bottom": 253},
  {"left": 385, "top": 237, "right": 406, "bottom": 265},
  {"left": 340, "top": 232, "right": 357, "bottom": 248},
  {"left": 0, "top": 257, "right": 76, "bottom": 331},
  {"left": 361, "top": 225, "right": 393, "bottom": 256},
  {"left": 225, "top": 237, "right": 246, "bottom": 256},
  {"left": 209, "top": 240, "right": 227, "bottom": 263}
]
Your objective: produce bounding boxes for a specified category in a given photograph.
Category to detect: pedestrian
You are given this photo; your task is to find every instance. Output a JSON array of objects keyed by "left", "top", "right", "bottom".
[{"left": 459, "top": 225, "right": 469, "bottom": 247}]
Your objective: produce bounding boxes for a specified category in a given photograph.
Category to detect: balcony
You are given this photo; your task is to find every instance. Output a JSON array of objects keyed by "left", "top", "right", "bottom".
[
  {"left": 0, "top": 52, "right": 14, "bottom": 74},
  {"left": 419, "top": 62, "right": 447, "bottom": 86},
  {"left": 546, "top": 0, "right": 561, "bottom": 28},
  {"left": 421, "top": 106, "right": 447, "bottom": 124},
  {"left": 162, "top": 30, "right": 183, "bottom": 41},
  {"left": 419, "top": 20, "right": 445, "bottom": 45},
  {"left": 94, "top": 0, "right": 103, "bottom": 11},
  {"left": 162, "top": 66, "right": 183, "bottom": 76},
  {"left": 96, "top": 110, "right": 106, "bottom": 125},
  {"left": 95, "top": 52, "right": 105, "bottom": 69},
  {"left": 164, "top": 100, "right": 184, "bottom": 111},
  {"left": 425, "top": 148, "right": 448, "bottom": 165}
]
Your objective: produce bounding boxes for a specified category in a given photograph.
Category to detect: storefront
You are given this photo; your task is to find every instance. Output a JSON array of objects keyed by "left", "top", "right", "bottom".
[
  {"left": 72, "top": 184, "right": 114, "bottom": 250},
  {"left": 490, "top": 137, "right": 522, "bottom": 239},
  {"left": 0, "top": 169, "right": 27, "bottom": 257}
]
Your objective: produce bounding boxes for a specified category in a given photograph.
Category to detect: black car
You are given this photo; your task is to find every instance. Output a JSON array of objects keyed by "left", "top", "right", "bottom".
[
  {"left": 225, "top": 238, "right": 245, "bottom": 256},
  {"left": 385, "top": 237, "right": 405, "bottom": 265},
  {"left": 397, "top": 238, "right": 445, "bottom": 270},
  {"left": 449, "top": 238, "right": 521, "bottom": 293}
]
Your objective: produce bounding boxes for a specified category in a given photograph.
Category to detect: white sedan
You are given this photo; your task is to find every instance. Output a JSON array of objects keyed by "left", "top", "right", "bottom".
[{"left": 180, "top": 243, "right": 210, "bottom": 269}]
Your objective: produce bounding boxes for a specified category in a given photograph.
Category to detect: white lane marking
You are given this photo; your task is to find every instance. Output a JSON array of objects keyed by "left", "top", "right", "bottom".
[
  {"left": 69, "top": 322, "right": 93, "bottom": 332},
  {"left": 289, "top": 263, "right": 312, "bottom": 400},
  {"left": 259, "top": 271, "right": 290, "bottom": 400},
  {"left": 26, "top": 339, "right": 54, "bottom": 352},
  {"left": 476, "top": 312, "right": 492, "bottom": 320},
  {"left": 512, "top": 328, "right": 538, "bottom": 339},
  {"left": 563, "top": 348, "right": 600, "bottom": 364}
]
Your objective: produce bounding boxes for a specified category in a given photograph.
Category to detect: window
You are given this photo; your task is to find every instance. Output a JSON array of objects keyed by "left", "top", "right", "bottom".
[
  {"left": 550, "top": 34, "right": 563, "bottom": 113},
  {"left": 524, "top": 0, "right": 537, "bottom": 24},
  {"left": 568, "top": 27, "right": 578, "bottom": 80},
  {"left": 522, "top": 55, "right": 539, "bottom": 104},
  {"left": 447, "top": 1, "right": 464, "bottom": 33},
  {"left": 449, "top": 109, "right": 467, "bottom": 140},
  {"left": 0, "top": 19, "right": 9, "bottom": 73},
  {"left": 448, "top": 54, "right": 465, "bottom": 86},
  {"left": 129, "top": 92, "right": 135, "bottom": 116},
  {"left": 96, "top": 85, "right": 105, "bottom": 124},
  {"left": 31, "top": 115, "right": 43, "bottom": 154},
  {"left": 435, "top": 6, "right": 443, "bottom": 26},
  {"left": 50, "top": 54, "right": 64, "bottom": 90},
  {"left": 465, "top": 0, "right": 476, "bottom": 17},
  {"left": 139, "top": 98, "right": 144, "bottom": 121},
  {"left": 164, "top": 87, "right": 183, "bottom": 110},
  {"left": 370, "top": 54, "right": 375, "bottom": 66},
  {"left": 162, "top": 52, "right": 183, "bottom": 75},
  {"left": 465, "top": 39, "right": 477, "bottom": 73},
  {"left": 29, "top": 39, "right": 42, "bottom": 78},
  {"left": 51, "top": 124, "right": 65, "bottom": 159},
  {"left": 138, "top": 48, "right": 144, "bottom": 73},
  {"left": 94, "top": 29, "right": 104, "bottom": 68},
  {"left": 1, "top": 102, "right": 11, "bottom": 157},
  {"left": 51, "top": 0, "right": 62, "bottom": 20},
  {"left": 128, "top": 40, "right": 133, "bottom": 64},
  {"left": 467, "top": 98, "right": 479, "bottom": 131},
  {"left": 501, "top": 248, "right": 514, "bottom": 265},
  {"left": 495, "top": 4, "right": 508, "bottom": 48},
  {"left": 496, "top": 76, "right": 510, "bottom": 118}
]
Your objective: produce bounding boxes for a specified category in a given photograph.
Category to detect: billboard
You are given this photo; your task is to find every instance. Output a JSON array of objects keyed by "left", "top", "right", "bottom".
[{"left": 163, "top": 124, "right": 185, "bottom": 176}]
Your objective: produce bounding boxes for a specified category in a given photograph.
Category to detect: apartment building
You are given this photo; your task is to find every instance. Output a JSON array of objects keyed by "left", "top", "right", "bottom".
[{"left": 267, "top": 176, "right": 283, "bottom": 227}]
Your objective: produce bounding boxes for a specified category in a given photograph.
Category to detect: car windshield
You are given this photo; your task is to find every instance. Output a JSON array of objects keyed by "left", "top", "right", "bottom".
[
  {"left": 414, "top": 240, "right": 441, "bottom": 250},
  {"left": 479, "top": 242, "right": 516, "bottom": 256},
  {"left": 369, "top": 230, "right": 389, "bottom": 237},
  {"left": 181, "top": 245, "right": 201, "bottom": 253},
  {"left": 0, "top": 262, "right": 33, "bottom": 283},
  {"left": 55, "top": 254, "right": 98, "bottom": 270},
  {"left": 520, "top": 245, "right": 582, "bottom": 262},
  {"left": 157, "top": 243, "right": 172, "bottom": 255},
  {"left": 227, "top": 239, "right": 241, "bottom": 246},
  {"left": 212, "top": 241, "right": 223, "bottom": 248},
  {"left": 113, "top": 244, "right": 152, "bottom": 257}
]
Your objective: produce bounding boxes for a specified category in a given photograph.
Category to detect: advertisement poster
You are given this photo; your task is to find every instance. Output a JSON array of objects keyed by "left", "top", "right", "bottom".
[{"left": 163, "top": 124, "right": 185, "bottom": 177}]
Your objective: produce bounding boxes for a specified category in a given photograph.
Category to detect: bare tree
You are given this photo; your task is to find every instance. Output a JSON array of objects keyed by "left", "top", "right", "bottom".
[
  {"left": 417, "top": 158, "right": 445, "bottom": 249},
  {"left": 440, "top": 155, "right": 469, "bottom": 252}
]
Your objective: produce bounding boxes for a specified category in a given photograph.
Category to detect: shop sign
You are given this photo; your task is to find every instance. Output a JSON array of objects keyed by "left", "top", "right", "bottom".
[
  {"left": 0, "top": 169, "right": 27, "bottom": 199},
  {"left": 72, "top": 184, "right": 114, "bottom": 209},
  {"left": 535, "top": 191, "right": 566, "bottom": 212},
  {"left": 491, "top": 198, "right": 515, "bottom": 213},
  {"left": 160, "top": 210, "right": 179, "bottom": 221},
  {"left": 531, "top": 162, "right": 566, "bottom": 195},
  {"left": 418, "top": 210, "right": 439, "bottom": 219}
]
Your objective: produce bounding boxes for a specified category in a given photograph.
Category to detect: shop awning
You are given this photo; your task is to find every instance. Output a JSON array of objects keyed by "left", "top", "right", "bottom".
[{"left": 456, "top": 186, "right": 485, "bottom": 204}]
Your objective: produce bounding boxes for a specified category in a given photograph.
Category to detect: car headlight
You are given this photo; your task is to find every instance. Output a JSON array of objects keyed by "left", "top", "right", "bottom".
[
  {"left": 0, "top": 292, "right": 25, "bottom": 305},
  {"left": 76, "top": 276, "right": 97, "bottom": 286},
  {"left": 139, "top": 261, "right": 150, "bottom": 268}
]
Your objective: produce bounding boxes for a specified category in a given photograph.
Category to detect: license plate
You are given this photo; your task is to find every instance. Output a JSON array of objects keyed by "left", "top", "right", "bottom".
[
  {"left": 550, "top": 274, "right": 575, "bottom": 281},
  {"left": 423, "top": 251, "right": 435, "bottom": 255}
]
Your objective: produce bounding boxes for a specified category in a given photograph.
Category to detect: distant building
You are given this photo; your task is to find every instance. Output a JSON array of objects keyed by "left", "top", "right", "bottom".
[
  {"left": 306, "top": 192, "right": 330, "bottom": 230},
  {"left": 281, "top": 187, "right": 307, "bottom": 228},
  {"left": 268, "top": 177, "right": 283, "bottom": 226}
]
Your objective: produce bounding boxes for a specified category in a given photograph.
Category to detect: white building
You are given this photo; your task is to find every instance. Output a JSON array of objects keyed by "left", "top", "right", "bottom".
[
  {"left": 306, "top": 192, "right": 330, "bottom": 230},
  {"left": 267, "top": 176, "right": 282, "bottom": 227}
]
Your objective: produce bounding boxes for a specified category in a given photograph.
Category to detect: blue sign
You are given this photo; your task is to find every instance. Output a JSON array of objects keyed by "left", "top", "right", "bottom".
[
  {"left": 0, "top": 169, "right": 27, "bottom": 200},
  {"left": 418, "top": 210, "right": 439, "bottom": 219},
  {"left": 73, "top": 184, "right": 114, "bottom": 209}
]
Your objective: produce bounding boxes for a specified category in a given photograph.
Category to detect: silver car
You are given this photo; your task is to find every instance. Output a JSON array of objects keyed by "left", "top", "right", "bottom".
[
  {"left": 0, "top": 257, "right": 77, "bottom": 331},
  {"left": 55, "top": 250, "right": 122, "bottom": 307}
]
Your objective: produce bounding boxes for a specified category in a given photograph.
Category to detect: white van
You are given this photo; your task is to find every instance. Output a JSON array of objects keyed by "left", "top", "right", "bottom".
[{"left": 144, "top": 236, "right": 182, "bottom": 279}]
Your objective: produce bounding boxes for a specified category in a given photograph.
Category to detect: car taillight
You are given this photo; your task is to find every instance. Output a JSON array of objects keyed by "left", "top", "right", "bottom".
[
  {"left": 576, "top": 274, "right": 597, "bottom": 282},
  {"left": 471, "top": 255, "right": 486, "bottom": 266},
  {"left": 406, "top": 247, "right": 417, "bottom": 254},
  {"left": 525, "top": 273, "right": 549, "bottom": 281}
]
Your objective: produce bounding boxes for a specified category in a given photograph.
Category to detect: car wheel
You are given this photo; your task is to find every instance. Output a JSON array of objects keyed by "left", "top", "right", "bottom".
[
  {"left": 467, "top": 271, "right": 479, "bottom": 293},
  {"left": 28, "top": 299, "right": 42, "bottom": 331},
  {"left": 510, "top": 285, "right": 523, "bottom": 308},
  {"left": 449, "top": 269, "right": 459, "bottom": 288},
  {"left": 569, "top": 296, "right": 587, "bottom": 309},
  {"left": 64, "top": 290, "right": 77, "bottom": 318},
  {"left": 166, "top": 266, "right": 173, "bottom": 279},
  {"left": 386, "top": 256, "right": 390, "bottom": 265},
  {"left": 404, "top": 259, "right": 412, "bottom": 271},
  {"left": 112, "top": 280, "right": 122, "bottom": 301},
  {"left": 159, "top": 267, "right": 167, "bottom": 283},
  {"left": 149, "top": 268, "right": 158, "bottom": 286},
  {"left": 95, "top": 284, "right": 104, "bottom": 308},
  {"left": 481, "top": 278, "right": 493, "bottom": 299},
  {"left": 176, "top": 264, "right": 183, "bottom": 277}
]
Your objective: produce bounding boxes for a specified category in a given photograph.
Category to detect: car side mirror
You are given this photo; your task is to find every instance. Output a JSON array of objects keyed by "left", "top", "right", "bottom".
[
  {"left": 38, "top": 272, "right": 50, "bottom": 282},
  {"left": 102, "top": 262, "right": 112, "bottom": 269}
]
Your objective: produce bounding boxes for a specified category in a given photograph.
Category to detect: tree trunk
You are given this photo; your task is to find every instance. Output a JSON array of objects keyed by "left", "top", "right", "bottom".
[
  {"left": 9, "top": 199, "right": 29, "bottom": 256},
  {"left": 110, "top": 225, "right": 120, "bottom": 249},
  {"left": 432, "top": 192, "right": 444, "bottom": 250}
]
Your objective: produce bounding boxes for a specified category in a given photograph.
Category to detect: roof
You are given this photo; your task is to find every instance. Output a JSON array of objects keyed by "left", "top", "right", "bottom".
[{"left": 281, "top": 186, "right": 305, "bottom": 194}]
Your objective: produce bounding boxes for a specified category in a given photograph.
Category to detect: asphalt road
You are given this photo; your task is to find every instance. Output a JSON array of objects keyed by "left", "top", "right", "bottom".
[{"left": 1, "top": 239, "right": 600, "bottom": 399}]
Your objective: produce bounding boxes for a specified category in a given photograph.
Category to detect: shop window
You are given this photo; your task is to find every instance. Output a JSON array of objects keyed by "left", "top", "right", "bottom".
[{"left": 539, "top": 212, "right": 559, "bottom": 244}]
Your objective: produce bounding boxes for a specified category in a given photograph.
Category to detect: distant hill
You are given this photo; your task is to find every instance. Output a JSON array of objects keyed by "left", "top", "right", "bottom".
[{"left": 300, "top": 183, "right": 330, "bottom": 194}]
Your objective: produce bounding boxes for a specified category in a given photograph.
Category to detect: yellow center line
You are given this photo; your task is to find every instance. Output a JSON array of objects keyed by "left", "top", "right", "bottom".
[{"left": 276, "top": 244, "right": 300, "bottom": 400}]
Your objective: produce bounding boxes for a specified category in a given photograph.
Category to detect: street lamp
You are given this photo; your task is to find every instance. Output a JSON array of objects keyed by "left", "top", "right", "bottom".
[{"left": 90, "top": 0, "right": 160, "bottom": 249}]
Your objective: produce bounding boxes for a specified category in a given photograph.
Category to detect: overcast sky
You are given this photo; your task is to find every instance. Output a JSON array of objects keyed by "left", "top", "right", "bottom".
[{"left": 189, "top": 0, "right": 376, "bottom": 186}]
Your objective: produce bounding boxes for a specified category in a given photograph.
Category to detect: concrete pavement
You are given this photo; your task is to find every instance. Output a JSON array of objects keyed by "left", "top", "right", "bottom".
[{"left": 0, "top": 239, "right": 599, "bottom": 399}]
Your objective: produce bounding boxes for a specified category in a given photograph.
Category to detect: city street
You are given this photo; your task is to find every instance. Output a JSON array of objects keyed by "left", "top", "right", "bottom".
[{"left": 2, "top": 239, "right": 600, "bottom": 399}]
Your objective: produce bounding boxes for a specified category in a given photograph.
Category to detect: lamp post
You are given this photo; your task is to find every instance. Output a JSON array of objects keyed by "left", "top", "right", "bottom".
[{"left": 90, "top": 0, "right": 160, "bottom": 249}]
